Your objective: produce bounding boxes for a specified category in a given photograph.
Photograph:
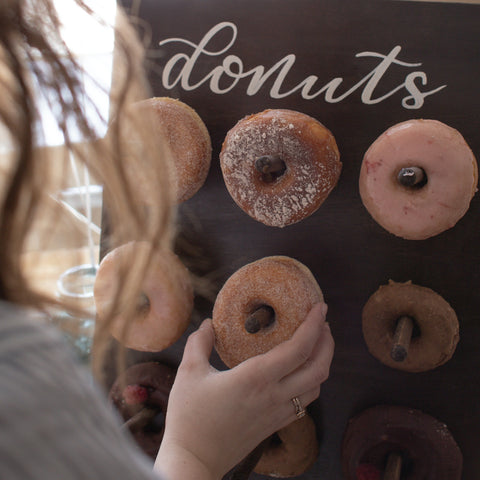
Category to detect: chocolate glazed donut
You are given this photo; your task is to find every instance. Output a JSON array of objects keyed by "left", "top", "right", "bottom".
[
  {"left": 109, "top": 362, "right": 176, "bottom": 459},
  {"left": 362, "top": 280, "right": 459, "bottom": 372},
  {"left": 341, "top": 405, "right": 463, "bottom": 480}
]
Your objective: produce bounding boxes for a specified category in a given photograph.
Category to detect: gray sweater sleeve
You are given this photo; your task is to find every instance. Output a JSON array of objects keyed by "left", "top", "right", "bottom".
[{"left": 0, "top": 301, "right": 165, "bottom": 480}]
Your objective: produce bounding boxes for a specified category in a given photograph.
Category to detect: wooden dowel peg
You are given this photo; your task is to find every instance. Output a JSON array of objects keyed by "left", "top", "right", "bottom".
[
  {"left": 397, "top": 166, "right": 427, "bottom": 188},
  {"left": 391, "top": 316, "right": 414, "bottom": 362},
  {"left": 245, "top": 305, "right": 275, "bottom": 333},
  {"left": 122, "top": 407, "right": 157, "bottom": 432},
  {"left": 383, "top": 452, "right": 403, "bottom": 480}
]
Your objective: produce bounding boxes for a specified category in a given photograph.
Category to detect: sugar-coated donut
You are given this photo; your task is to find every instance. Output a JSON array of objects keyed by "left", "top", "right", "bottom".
[
  {"left": 220, "top": 109, "right": 341, "bottom": 227},
  {"left": 342, "top": 405, "right": 463, "bottom": 480},
  {"left": 132, "top": 97, "right": 212, "bottom": 203},
  {"left": 254, "top": 415, "right": 319, "bottom": 478},
  {"left": 212, "top": 255, "right": 322, "bottom": 477},
  {"left": 109, "top": 362, "right": 176, "bottom": 459},
  {"left": 212, "top": 256, "right": 323, "bottom": 368},
  {"left": 362, "top": 280, "right": 459, "bottom": 372},
  {"left": 359, "top": 119, "right": 478, "bottom": 240},
  {"left": 94, "top": 241, "right": 193, "bottom": 352}
]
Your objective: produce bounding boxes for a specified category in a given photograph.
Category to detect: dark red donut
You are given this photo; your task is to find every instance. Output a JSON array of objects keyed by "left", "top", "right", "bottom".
[
  {"left": 341, "top": 405, "right": 462, "bottom": 480},
  {"left": 109, "top": 361, "right": 176, "bottom": 458}
]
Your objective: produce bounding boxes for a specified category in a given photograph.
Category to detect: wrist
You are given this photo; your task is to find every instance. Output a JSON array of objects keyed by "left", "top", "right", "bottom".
[{"left": 154, "top": 440, "right": 221, "bottom": 480}]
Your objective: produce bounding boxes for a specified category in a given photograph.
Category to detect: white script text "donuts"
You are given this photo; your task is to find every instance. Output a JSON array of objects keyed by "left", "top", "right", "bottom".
[{"left": 158, "top": 22, "right": 446, "bottom": 110}]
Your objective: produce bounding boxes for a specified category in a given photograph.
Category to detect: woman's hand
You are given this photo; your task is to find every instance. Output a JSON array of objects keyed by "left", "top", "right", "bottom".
[{"left": 155, "top": 303, "right": 334, "bottom": 480}]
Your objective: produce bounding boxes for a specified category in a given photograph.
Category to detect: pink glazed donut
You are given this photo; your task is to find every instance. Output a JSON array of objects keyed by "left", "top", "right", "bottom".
[
  {"left": 94, "top": 241, "right": 194, "bottom": 352},
  {"left": 359, "top": 119, "right": 478, "bottom": 240}
]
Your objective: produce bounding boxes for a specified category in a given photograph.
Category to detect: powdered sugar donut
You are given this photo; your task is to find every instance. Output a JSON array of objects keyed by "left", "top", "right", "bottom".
[
  {"left": 220, "top": 109, "right": 341, "bottom": 227},
  {"left": 359, "top": 119, "right": 478, "bottom": 240},
  {"left": 212, "top": 256, "right": 323, "bottom": 368},
  {"left": 94, "top": 241, "right": 193, "bottom": 352}
]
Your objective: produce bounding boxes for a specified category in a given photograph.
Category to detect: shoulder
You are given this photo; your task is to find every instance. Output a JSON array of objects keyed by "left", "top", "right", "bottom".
[{"left": 0, "top": 301, "right": 163, "bottom": 479}]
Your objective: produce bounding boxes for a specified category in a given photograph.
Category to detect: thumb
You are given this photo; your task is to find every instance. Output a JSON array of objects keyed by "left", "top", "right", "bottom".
[{"left": 181, "top": 319, "right": 215, "bottom": 370}]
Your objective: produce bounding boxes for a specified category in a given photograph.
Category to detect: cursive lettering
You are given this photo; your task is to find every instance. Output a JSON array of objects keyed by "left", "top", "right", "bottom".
[{"left": 158, "top": 21, "right": 446, "bottom": 109}]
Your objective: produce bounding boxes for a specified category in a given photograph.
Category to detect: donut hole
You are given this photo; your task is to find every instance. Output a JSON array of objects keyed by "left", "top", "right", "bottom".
[
  {"left": 359, "top": 444, "right": 413, "bottom": 479},
  {"left": 255, "top": 155, "right": 287, "bottom": 184},
  {"left": 396, "top": 166, "right": 428, "bottom": 190},
  {"left": 393, "top": 315, "right": 421, "bottom": 339},
  {"left": 409, "top": 317, "right": 421, "bottom": 339},
  {"left": 266, "top": 432, "right": 283, "bottom": 450},
  {"left": 136, "top": 292, "right": 151, "bottom": 315},
  {"left": 244, "top": 304, "right": 276, "bottom": 334},
  {"left": 144, "top": 410, "right": 165, "bottom": 434},
  {"left": 382, "top": 451, "right": 414, "bottom": 479}
]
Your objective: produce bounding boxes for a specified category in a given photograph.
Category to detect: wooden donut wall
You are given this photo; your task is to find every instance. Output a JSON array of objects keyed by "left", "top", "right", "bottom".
[{"left": 103, "top": 1, "right": 480, "bottom": 478}]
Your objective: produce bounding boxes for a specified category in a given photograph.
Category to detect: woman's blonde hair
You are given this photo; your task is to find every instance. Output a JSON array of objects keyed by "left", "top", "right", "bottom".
[{"left": 0, "top": 0, "right": 176, "bottom": 379}]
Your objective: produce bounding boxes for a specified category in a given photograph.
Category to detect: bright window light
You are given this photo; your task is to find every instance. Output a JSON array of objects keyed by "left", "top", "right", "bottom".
[
  {"left": 39, "top": 0, "right": 117, "bottom": 146},
  {"left": 53, "top": 0, "right": 116, "bottom": 56}
]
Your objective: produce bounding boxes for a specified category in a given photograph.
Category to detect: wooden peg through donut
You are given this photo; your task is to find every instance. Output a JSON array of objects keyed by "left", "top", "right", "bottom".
[
  {"left": 123, "top": 407, "right": 157, "bottom": 431},
  {"left": 383, "top": 452, "right": 402, "bottom": 480},
  {"left": 397, "top": 166, "right": 427, "bottom": 188},
  {"left": 255, "top": 155, "right": 287, "bottom": 182},
  {"left": 245, "top": 305, "right": 275, "bottom": 333},
  {"left": 342, "top": 405, "right": 463, "bottom": 480},
  {"left": 391, "top": 316, "right": 414, "bottom": 362}
]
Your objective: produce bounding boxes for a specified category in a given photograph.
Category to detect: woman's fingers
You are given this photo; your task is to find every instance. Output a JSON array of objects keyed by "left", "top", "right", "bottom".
[
  {"left": 280, "top": 321, "right": 334, "bottom": 399},
  {"left": 180, "top": 319, "right": 215, "bottom": 373},
  {"left": 253, "top": 302, "right": 329, "bottom": 382},
  {"left": 163, "top": 307, "right": 334, "bottom": 478},
  {"left": 280, "top": 387, "right": 321, "bottom": 427}
]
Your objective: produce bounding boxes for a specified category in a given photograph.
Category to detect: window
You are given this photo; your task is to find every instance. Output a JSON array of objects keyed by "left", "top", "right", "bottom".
[{"left": 40, "top": 0, "right": 117, "bottom": 145}]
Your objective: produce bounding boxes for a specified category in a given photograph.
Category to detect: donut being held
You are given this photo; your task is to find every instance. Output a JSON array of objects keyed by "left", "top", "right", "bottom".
[
  {"left": 253, "top": 415, "right": 319, "bottom": 478},
  {"left": 109, "top": 362, "right": 176, "bottom": 459},
  {"left": 362, "top": 280, "right": 459, "bottom": 372},
  {"left": 342, "top": 405, "right": 463, "bottom": 480},
  {"left": 94, "top": 241, "right": 193, "bottom": 352},
  {"left": 213, "top": 256, "right": 323, "bottom": 477},
  {"left": 220, "top": 109, "right": 341, "bottom": 227},
  {"left": 212, "top": 255, "right": 324, "bottom": 368},
  {"left": 359, "top": 119, "right": 478, "bottom": 240},
  {"left": 130, "top": 97, "right": 212, "bottom": 203}
]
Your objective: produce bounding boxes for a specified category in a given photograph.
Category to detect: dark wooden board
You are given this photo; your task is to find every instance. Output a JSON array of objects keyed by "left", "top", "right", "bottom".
[{"left": 105, "top": 1, "right": 480, "bottom": 478}]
